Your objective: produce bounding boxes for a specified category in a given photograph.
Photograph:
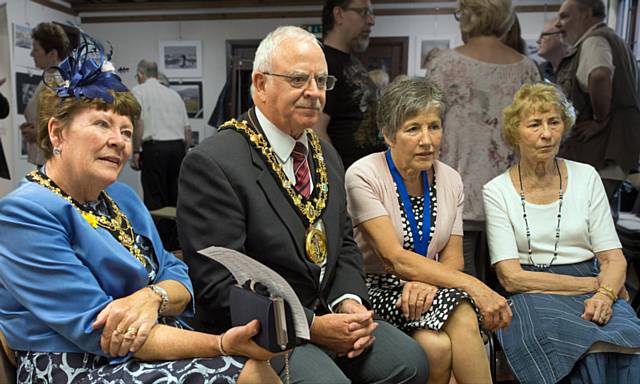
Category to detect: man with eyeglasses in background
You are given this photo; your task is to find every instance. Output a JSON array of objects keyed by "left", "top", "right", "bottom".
[
  {"left": 177, "top": 26, "right": 428, "bottom": 384},
  {"left": 536, "top": 18, "right": 567, "bottom": 83},
  {"left": 314, "top": 0, "right": 386, "bottom": 169}
]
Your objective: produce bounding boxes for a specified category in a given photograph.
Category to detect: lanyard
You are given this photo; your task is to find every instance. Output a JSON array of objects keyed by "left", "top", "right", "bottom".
[{"left": 385, "top": 150, "right": 431, "bottom": 256}]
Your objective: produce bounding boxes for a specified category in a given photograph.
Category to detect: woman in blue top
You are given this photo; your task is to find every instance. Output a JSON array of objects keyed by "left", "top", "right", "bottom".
[{"left": 0, "top": 35, "right": 280, "bottom": 384}]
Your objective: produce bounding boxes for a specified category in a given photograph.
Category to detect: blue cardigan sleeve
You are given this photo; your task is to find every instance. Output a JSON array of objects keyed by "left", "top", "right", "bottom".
[
  {"left": 0, "top": 194, "right": 112, "bottom": 357},
  {"left": 108, "top": 182, "right": 196, "bottom": 317}
]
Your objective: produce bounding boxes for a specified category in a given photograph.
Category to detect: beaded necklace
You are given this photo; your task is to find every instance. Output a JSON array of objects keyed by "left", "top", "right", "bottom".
[
  {"left": 517, "top": 158, "right": 563, "bottom": 268},
  {"left": 26, "top": 170, "right": 146, "bottom": 266}
]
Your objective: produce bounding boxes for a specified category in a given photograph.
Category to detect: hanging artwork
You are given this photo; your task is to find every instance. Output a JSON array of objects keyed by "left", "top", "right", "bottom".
[
  {"left": 15, "top": 72, "right": 41, "bottom": 115},
  {"left": 169, "top": 80, "right": 203, "bottom": 119},
  {"left": 159, "top": 40, "right": 203, "bottom": 78},
  {"left": 13, "top": 23, "right": 34, "bottom": 69},
  {"left": 415, "top": 35, "right": 454, "bottom": 76}
]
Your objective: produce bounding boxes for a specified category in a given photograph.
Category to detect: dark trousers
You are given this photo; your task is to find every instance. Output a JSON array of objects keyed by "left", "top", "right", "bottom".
[
  {"left": 141, "top": 139, "right": 185, "bottom": 250},
  {"left": 281, "top": 321, "right": 428, "bottom": 384}
]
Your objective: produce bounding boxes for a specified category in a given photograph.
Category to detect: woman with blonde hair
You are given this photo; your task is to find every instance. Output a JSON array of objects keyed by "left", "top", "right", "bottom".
[
  {"left": 424, "top": 0, "right": 540, "bottom": 276},
  {"left": 483, "top": 83, "right": 640, "bottom": 383}
]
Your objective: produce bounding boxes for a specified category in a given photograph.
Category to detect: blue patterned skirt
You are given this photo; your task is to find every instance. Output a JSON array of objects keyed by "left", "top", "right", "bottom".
[
  {"left": 496, "top": 259, "right": 640, "bottom": 384},
  {"left": 15, "top": 351, "right": 247, "bottom": 384}
]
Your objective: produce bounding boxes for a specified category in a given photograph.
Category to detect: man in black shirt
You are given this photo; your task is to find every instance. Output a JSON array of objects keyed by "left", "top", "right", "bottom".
[{"left": 315, "top": 0, "right": 386, "bottom": 169}]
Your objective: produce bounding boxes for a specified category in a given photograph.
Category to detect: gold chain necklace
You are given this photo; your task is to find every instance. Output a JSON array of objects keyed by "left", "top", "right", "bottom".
[
  {"left": 221, "top": 117, "right": 330, "bottom": 265},
  {"left": 221, "top": 118, "right": 329, "bottom": 226},
  {"left": 26, "top": 170, "right": 146, "bottom": 266}
]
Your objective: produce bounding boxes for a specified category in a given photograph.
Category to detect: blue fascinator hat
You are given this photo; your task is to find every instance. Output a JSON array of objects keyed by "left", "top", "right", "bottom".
[{"left": 43, "top": 30, "right": 128, "bottom": 104}]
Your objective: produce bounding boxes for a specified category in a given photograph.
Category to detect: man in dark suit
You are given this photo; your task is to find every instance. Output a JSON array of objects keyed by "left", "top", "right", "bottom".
[{"left": 177, "top": 26, "right": 427, "bottom": 383}]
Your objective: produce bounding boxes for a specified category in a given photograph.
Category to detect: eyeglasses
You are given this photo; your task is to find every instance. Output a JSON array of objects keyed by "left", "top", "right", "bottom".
[
  {"left": 343, "top": 7, "right": 375, "bottom": 18},
  {"left": 453, "top": 9, "right": 463, "bottom": 21},
  {"left": 263, "top": 72, "right": 337, "bottom": 91},
  {"left": 539, "top": 31, "right": 563, "bottom": 39}
]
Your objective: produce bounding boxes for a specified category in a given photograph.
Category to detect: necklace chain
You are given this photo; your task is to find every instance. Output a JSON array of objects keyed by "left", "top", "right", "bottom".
[
  {"left": 517, "top": 158, "right": 563, "bottom": 268},
  {"left": 26, "top": 170, "right": 146, "bottom": 266},
  {"left": 220, "top": 117, "right": 329, "bottom": 227}
]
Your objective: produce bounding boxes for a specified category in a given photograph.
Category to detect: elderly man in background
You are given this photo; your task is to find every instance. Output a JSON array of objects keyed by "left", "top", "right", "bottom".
[
  {"left": 21, "top": 22, "right": 70, "bottom": 166},
  {"left": 131, "top": 59, "right": 191, "bottom": 250},
  {"left": 537, "top": 18, "right": 567, "bottom": 83},
  {"left": 555, "top": 0, "right": 640, "bottom": 201},
  {"left": 314, "top": 0, "right": 386, "bottom": 169},
  {"left": 178, "top": 26, "right": 428, "bottom": 384}
]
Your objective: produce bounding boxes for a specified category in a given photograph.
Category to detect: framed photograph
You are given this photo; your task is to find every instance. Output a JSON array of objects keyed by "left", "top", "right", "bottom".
[
  {"left": 159, "top": 40, "right": 203, "bottom": 78},
  {"left": 15, "top": 72, "right": 41, "bottom": 115},
  {"left": 415, "top": 36, "right": 454, "bottom": 76},
  {"left": 190, "top": 130, "right": 200, "bottom": 146},
  {"left": 169, "top": 81, "right": 203, "bottom": 119},
  {"left": 13, "top": 23, "right": 34, "bottom": 68}
]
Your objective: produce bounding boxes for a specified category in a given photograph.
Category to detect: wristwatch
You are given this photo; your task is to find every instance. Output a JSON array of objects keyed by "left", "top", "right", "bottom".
[{"left": 148, "top": 284, "right": 169, "bottom": 315}]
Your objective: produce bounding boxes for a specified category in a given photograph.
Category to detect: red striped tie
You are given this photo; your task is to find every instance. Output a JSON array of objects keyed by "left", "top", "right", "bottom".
[{"left": 292, "top": 142, "right": 311, "bottom": 199}]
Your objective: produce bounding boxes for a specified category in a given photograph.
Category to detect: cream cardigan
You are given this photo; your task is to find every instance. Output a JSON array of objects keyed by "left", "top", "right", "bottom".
[{"left": 346, "top": 152, "right": 464, "bottom": 274}]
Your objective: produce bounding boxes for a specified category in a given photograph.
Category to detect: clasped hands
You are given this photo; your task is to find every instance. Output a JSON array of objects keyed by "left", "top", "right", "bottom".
[
  {"left": 92, "top": 287, "right": 161, "bottom": 357},
  {"left": 310, "top": 299, "right": 377, "bottom": 359}
]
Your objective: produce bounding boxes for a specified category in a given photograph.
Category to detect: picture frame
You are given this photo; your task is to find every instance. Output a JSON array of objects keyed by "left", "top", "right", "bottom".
[
  {"left": 13, "top": 23, "right": 34, "bottom": 69},
  {"left": 15, "top": 72, "right": 41, "bottom": 115},
  {"left": 169, "top": 80, "right": 203, "bottom": 119},
  {"left": 414, "top": 35, "right": 454, "bottom": 76},
  {"left": 159, "top": 40, "right": 203, "bottom": 78}
]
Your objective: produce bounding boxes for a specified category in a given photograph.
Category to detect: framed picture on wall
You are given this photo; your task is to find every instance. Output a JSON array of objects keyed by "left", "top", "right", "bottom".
[
  {"left": 13, "top": 23, "right": 34, "bottom": 68},
  {"left": 159, "top": 40, "right": 203, "bottom": 78},
  {"left": 15, "top": 72, "right": 41, "bottom": 115},
  {"left": 169, "top": 80, "right": 203, "bottom": 119},
  {"left": 415, "top": 36, "right": 454, "bottom": 76}
]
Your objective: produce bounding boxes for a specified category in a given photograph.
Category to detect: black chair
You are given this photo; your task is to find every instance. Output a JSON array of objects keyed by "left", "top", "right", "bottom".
[
  {"left": 616, "top": 215, "right": 640, "bottom": 316},
  {"left": 0, "top": 330, "right": 16, "bottom": 384}
]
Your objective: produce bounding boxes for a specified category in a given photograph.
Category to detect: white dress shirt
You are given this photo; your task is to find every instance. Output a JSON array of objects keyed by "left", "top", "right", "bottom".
[{"left": 255, "top": 107, "right": 362, "bottom": 311}]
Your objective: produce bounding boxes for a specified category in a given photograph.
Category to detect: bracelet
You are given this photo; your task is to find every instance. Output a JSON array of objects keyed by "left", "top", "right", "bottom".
[
  {"left": 597, "top": 285, "right": 617, "bottom": 301},
  {"left": 148, "top": 284, "right": 169, "bottom": 315},
  {"left": 218, "top": 332, "right": 228, "bottom": 356}
]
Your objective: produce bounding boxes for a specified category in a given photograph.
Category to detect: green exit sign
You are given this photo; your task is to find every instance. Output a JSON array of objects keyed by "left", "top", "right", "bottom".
[{"left": 300, "top": 24, "right": 322, "bottom": 35}]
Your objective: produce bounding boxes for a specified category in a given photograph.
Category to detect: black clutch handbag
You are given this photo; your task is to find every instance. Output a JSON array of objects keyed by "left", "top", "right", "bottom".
[{"left": 229, "top": 280, "right": 296, "bottom": 352}]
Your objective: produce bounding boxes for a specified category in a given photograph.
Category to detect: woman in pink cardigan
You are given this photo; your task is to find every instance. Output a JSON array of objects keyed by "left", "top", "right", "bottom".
[{"left": 345, "top": 77, "right": 511, "bottom": 384}]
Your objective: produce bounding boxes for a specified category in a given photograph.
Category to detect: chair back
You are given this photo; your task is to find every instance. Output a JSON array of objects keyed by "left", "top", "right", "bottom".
[{"left": 0, "top": 330, "right": 16, "bottom": 384}]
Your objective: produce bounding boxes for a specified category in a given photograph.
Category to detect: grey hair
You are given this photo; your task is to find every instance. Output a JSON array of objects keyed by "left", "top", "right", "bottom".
[
  {"left": 137, "top": 59, "right": 158, "bottom": 78},
  {"left": 252, "top": 26, "right": 321, "bottom": 75},
  {"left": 378, "top": 77, "right": 447, "bottom": 140},
  {"left": 251, "top": 26, "right": 322, "bottom": 97}
]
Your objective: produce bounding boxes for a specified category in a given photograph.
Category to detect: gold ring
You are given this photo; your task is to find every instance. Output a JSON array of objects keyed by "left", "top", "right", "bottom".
[
  {"left": 124, "top": 327, "right": 137, "bottom": 339},
  {"left": 417, "top": 297, "right": 425, "bottom": 302}
]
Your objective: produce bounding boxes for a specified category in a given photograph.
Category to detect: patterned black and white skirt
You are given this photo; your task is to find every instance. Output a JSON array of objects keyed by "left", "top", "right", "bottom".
[
  {"left": 366, "top": 273, "right": 479, "bottom": 333},
  {"left": 15, "top": 351, "right": 247, "bottom": 384}
]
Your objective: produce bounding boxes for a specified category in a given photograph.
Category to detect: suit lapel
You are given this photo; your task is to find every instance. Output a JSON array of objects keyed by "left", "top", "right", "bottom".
[
  {"left": 317, "top": 146, "right": 341, "bottom": 292},
  {"left": 245, "top": 109, "right": 321, "bottom": 285}
]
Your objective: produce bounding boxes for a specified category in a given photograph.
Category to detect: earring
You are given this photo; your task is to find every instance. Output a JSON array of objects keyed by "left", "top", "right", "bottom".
[{"left": 53, "top": 146, "right": 62, "bottom": 156}]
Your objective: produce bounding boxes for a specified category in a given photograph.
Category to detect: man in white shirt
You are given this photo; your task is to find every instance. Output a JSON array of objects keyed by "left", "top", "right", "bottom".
[
  {"left": 555, "top": 0, "right": 640, "bottom": 201},
  {"left": 131, "top": 59, "right": 191, "bottom": 250}
]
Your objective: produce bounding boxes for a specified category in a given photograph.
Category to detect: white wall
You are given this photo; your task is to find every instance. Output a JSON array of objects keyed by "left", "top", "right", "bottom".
[
  {"left": 0, "top": 0, "right": 78, "bottom": 197},
  {"left": 83, "top": 10, "right": 557, "bottom": 195}
]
